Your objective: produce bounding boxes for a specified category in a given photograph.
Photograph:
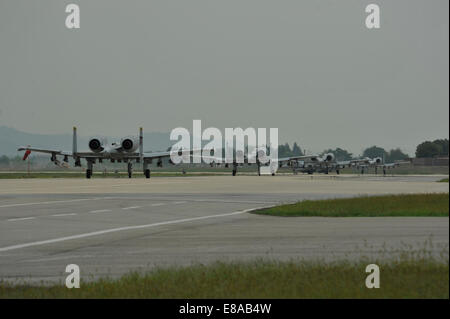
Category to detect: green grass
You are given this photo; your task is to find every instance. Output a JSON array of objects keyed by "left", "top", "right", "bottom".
[
  {"left": 438, "top": 178, "right": 449, "bottom": 183},
  {"left": 252, "top": 193, "right": 449, "bottom": 217},
  {"left": 0, "top": 257, "right": 448, "bottom": 298}
]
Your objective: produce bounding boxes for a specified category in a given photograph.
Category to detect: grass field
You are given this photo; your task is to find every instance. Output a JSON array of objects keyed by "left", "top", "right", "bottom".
[
  {"left": 252, "top": 193, "right": 449, "bottom": 217},
  {"left": 0, "top": 255, "right": 447, "bottom": 298}
]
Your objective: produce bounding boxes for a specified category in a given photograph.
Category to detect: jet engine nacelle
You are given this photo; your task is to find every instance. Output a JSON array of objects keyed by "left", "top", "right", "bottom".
[
  {"left": 370, "top": 157, "right": 382, "bottom": 164},
  {"left": 323, "top": 153, "right": 335, "bottom": 162},
  {"left": 88, "top": 137, "right": 107, "bottom": 153},
  {"left": 120, "top": 136, "right": 139, "bottom": 153},
  {"left": 256, "top": 149, "right": 270, "bottom": 164}
]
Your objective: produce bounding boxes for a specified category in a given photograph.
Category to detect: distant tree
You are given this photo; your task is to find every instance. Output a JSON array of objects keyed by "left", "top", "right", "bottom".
[
  {"left": 363, "top": 146, "right": 387, "bottom": 159},
  {"left": 385, "top": 148, "right": 409, "bottom": 162},
  {"left": 321, "top": 148, "right": 353, "bottom": 161},
  {"left": 278, "top": 143, "right": 292, "bottom": 158},
  {"left": 292, "top": 143, "right": 303, "bottom": 156},
  {"left": 416, "top": 141, "right": 442, "bottom": 158},
  {"left": 432, "top": 139, "right": 449, "bottom": 155}
]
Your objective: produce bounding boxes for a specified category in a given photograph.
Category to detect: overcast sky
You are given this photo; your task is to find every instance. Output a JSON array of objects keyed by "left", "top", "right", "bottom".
[{"left": 0, "top": 0, "right": 448, "bottom": 156}]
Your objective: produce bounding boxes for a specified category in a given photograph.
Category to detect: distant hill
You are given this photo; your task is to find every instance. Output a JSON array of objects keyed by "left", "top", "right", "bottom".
[{"left": 0, "top": 126, "right": 172, "bottom": 156}]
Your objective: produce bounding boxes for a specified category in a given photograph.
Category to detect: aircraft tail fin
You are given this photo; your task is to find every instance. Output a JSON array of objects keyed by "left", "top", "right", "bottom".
[
  {"left": 22, "top": 149, "right": 31, "bottom": 161},
  {"left": 72, "top": 126, "right": 77, "bottom": 155}
]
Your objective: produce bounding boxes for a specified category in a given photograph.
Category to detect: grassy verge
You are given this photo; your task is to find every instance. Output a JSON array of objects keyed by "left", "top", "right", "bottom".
[
  {"left": 438, "top": 178, "right": 449, "bottom": 182},
  {"left": 252, "top": 193, "right": 449, "bottom": 217},
  {"left": 0, "top": 257, "right": 448, "bottom": 298}
]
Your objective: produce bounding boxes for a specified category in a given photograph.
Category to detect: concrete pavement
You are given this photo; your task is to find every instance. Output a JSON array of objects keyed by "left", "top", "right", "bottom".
[{"left": 0, "top": 175, "right": 448, "bottom": 284}]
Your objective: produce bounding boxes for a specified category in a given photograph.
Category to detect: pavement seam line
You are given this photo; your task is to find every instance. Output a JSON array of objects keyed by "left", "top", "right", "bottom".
[
  {"left": 89, "top": 209, "right": 112, "bottom": 213},
  {"left": 7, "top": 217, "right": 36, "bottom": 222},
  {"left": 0, "top": 197, "right": 109, "bottom": 208}
]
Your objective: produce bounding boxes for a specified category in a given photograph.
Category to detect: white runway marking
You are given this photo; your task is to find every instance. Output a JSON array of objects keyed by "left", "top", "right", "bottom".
[
  {"left": 0, "top": 198, "right": 108, "bottom": 209},
  {"left": 51, "top": 213, "right": 78, "bottom": 217},
  {"left": 24, "top": 255, "right": 94, "bottom": 263},
  {"left": 101, "top": 196, "right": 277, "bottom": 205},
  {"left": 193, "top": 199, "right": 278, "bottom": 204},
  {"left": 122, "top": 206, "right": 142, "bottom": 210},
  {"left": 7, "top": 217, "right": 36, "bottom": 222},
  {"left": 0, "top": 207, "right": 266, "bottom": 252},
  {"left": 89, "top": 209, "right": 111, "bottom": 214},
  {"left": 110, "top": 182, "right": 190, "bottom": 187},
  {"left": 151, "top": 203, "right": 165, "bottom": 207}
]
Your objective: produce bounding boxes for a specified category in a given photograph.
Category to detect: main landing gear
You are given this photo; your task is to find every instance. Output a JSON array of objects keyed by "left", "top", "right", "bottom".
[
  {"left": 232, "top": 162, "right": 238, "bottom": 176},
  {"left": 143, "top": 161, "right": 151, "bottom": 179},
  {"left": 127, "top": 162, "right": 133, "bottom": 178},
  {"left": 85, "top": 159, "right": 146, "bottom": 179},
  {"left": 86, "top": 160, "right": 93, "bottom": 179}
]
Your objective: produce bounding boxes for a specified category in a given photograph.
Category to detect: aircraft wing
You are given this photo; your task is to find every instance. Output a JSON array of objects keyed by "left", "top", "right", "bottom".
[
  {"left": 17, "top": 147, "right": 124, "bottom": 160},
  {"left": 141, "top": 151, "right": 172, "bottom": 159},
  {"left": 335, "top": 160, "right": 351, "bottom": 167},
  {"left": 142, "top": 148, "right": 208, "bottom": 159},
  {"left": 277, "top": 155, "right": 319, "bottom": 163},
  {"left": 17, "top": 146, "right": 72, "bottom": 156},
  {"left": 58, "top": 151, "right": 175, "bottom": 160},
  {"left": 379, "top": 161, "right": 410, "bottom": 168},
  {"left": 141, "top": 149, "right": 207, "bottom": 160}
]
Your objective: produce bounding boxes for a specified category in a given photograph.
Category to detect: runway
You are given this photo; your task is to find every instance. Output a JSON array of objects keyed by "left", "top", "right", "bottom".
[{"left": 0, "top": 175, "right": 448, "bottom": 284}]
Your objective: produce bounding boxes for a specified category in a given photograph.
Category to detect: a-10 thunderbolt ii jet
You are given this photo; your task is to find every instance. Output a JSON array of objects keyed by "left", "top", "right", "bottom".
[
  {"left": 203, "top": 151, "right": 344, "bottom": 176},
  {"left": 352, "top": 157, "right": 410, "bottom": 175},
  {"left": 278, "top": 155, "right": 410, "bottom": 175},
  {"left": 17, "top": 127, "right": 186, "bottom": 179},
  {"left": 277, "top": 153, "right": 343, "bottom": 175}
]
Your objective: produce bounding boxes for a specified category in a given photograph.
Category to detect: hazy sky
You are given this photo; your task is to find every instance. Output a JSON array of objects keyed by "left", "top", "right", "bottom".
[{"left": 0, "top": 0, "right": 448, "bottom": 156}]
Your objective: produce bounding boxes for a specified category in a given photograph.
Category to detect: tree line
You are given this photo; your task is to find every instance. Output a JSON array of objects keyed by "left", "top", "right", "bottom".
[{"left": 415, "top": 139, "right": 448, "bottom": 158}]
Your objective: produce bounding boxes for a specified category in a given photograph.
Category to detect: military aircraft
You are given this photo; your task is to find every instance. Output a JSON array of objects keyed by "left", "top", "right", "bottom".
[
  {"left": 274, "top": 153, "right": 369, "bottom": 175},
  {"left": 275, "top": 154, "right": 409, "bottom": 176},
  {"left": 17, "top": 127, "right": 184, "bottom": 179},
  {"left": 201, "top": 150, "right": 349, "bottom": 176},
  {"left": 277, "top": 153, "right": 340, "bottom": 174},
  {"left": 198, "top": 148, "right": 262, "bottom": 176},
  {"left": 201, "top": 150, "right": 336, "bottom": 176},
  {"left": 353, "top": 157, "right": 410, "bottom": 175}
]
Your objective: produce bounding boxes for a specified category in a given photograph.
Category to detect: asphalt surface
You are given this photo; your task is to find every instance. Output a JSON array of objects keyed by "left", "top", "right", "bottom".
[{"left": 0, "top": 174, "right": 448, "bottom": 284}]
